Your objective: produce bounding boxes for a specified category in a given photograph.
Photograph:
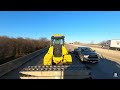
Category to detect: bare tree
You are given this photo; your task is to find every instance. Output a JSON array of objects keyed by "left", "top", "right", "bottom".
[
  {"left": 0, "top": 36, "right": 50, "bottom": 64},
  {"left": 74, "top": 41, "right": 80, "bottom": 44}
]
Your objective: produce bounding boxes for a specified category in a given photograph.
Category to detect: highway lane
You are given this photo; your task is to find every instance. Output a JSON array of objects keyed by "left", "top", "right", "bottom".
[
  {"left": 85, "top": 58, "right": 120, "bottom": 79},
  {"left": 1, "top": 44, "right": 120, "bottom": 79}
]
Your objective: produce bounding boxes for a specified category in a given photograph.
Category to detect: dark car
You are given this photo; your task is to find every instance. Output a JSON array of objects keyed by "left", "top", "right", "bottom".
[{"left": 74, "top": 46, "right": 100, "bottom": 63}]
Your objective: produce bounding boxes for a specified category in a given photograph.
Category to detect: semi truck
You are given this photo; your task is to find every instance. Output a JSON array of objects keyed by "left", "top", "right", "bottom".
[{"left": 102, "top": 39, "right": 120, "bottom": 51}]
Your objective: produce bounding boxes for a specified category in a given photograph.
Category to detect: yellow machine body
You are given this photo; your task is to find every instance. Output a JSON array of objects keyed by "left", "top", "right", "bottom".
[{"left": 43, "top": 34, "right": 72, "bottom": 65}]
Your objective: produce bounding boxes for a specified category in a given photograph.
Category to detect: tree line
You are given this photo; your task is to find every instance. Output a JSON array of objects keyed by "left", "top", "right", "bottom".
[{"left": 0, "top": 36, "right": 50, "bottom": 64}]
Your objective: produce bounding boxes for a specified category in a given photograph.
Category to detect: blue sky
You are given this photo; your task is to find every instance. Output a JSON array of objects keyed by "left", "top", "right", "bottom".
[{"left": 0, "top": 11, "right": 120, "bottom": 43}]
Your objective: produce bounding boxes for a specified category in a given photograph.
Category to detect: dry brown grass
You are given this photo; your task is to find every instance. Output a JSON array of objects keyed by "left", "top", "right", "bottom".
[{"left": 90, "top": 47, "right": 120, "bottom": 63}]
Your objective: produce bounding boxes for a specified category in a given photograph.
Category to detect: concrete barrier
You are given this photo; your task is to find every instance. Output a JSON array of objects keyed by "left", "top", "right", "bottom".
[{"left": 0, "top": 47, "right": 48, "bottom": 77}]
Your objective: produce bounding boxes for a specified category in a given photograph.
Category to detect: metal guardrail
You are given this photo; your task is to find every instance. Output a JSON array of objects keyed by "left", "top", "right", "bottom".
[{"left": 0, "top": 47, "right": 48, "bottom": 77}]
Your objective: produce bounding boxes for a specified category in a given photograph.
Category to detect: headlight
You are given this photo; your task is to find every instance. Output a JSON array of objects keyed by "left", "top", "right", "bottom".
[{"left": 83, "top": 55, "right": 89, "bottom": 58}]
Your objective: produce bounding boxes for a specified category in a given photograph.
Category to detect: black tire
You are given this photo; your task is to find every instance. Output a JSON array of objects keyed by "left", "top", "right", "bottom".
[
  {"left": 75, "top": 55, "right": 78, "bottom": 58},
  {"left": 52, "top": 60, "right": 56, "bottom": 65},
  {"left": 81, "top": 61, "right": 86, "bottom": 64}
]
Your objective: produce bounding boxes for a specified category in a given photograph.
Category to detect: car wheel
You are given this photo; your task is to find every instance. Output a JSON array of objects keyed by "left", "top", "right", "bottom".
[
  {"left": 75, "top": 55, "right": 77, "bottom": 57},
  {"left": 80, "top": 58, "right": 85, "bottom": 63},
  {"left": 82, "top": 61, "right": 86, "bottom": 64}
]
